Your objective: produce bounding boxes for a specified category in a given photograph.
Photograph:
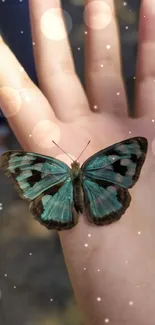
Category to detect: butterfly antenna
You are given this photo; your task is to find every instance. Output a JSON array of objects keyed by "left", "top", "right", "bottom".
[
  {"left": 52, "top": 140, "right": 75, "bottom": 162},
  {"left": 76, "top": 140, "right": 91, "bottom": 161}
]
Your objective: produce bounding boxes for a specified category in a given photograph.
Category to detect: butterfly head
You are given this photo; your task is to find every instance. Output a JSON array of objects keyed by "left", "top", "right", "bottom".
[{"left": 71, "top": 160, "right": 80, "bottom": 170}]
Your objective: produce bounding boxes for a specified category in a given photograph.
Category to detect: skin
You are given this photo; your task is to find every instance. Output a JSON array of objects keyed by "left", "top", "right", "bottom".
[{"left": 0, "top": 0, "right": 155, "bottom": 324}]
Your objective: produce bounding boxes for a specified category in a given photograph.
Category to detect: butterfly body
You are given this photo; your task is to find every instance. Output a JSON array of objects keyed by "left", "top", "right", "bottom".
[
  {"left": 70, "top": 161, "right": 84, "bottom": 214},
  {"left": 0, "top": 137, "right": 148, "bottom": 231}
]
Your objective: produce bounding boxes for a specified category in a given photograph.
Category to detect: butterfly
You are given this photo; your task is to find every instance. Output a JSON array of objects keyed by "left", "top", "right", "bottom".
[{"left": 0, "top": 137, "right": 148, "bottom": 231}]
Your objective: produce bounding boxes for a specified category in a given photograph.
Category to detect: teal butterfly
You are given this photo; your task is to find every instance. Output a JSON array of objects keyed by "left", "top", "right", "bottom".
[{"left": 0, "top": 137, "right": 148, "bottom": 231}]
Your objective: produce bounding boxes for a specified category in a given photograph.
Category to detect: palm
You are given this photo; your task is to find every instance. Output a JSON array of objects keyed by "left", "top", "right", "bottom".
[{"left": 1, "top": 0, "right": 155, "bottom": 323}]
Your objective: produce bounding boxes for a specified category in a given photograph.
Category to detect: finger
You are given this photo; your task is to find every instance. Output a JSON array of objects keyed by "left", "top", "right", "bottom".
[
  {"left": 0, "top": 36, "right": 60, "bottom": 154},
  {"left": 29, "top": 0, "right": 90, "bottom": 122},
  {"left": 134, "top": 0, "right": 155, "bottom": 117},
  {"left": 84, "top": 0, "right": 128, "bottom": 116}
]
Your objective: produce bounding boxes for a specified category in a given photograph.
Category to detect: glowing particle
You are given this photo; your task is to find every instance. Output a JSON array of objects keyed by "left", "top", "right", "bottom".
[
  {"left": 88, "top": 233, "right": 92, "bottom": 237},
  {"left": 104, "top": 319, "right": 110, "bottom": 323},
  {"left": 106, "top": 44, "right": 111, "bottom": 49},
  {"left": 84, "top": 243, "right": 88, "bottom": 247},
  {"left": 129, "top": 301, "right": 134, "bottom": 306},
  {"left": 97, "top": 297, "right": 102, "bottom": 301}
]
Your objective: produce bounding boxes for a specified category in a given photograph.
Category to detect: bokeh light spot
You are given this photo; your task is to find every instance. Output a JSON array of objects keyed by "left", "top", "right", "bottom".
[
  {"left": 152, "top": 138, "right": 155, "bottom": 155},
  {"left": 55, "top": 153, "right": 76, "bottom": 166},
  {"left": 0, "top": 87, "right": 21, "bottom": 117},
  {"left": 40, "top": 8, "right": 72, "bottom": 41},
  {"left": 32, "top": 120, "right": 60, "bottom": 148},
  {"left": 84, "top": 1, "right": 112, "bottom": 30}
]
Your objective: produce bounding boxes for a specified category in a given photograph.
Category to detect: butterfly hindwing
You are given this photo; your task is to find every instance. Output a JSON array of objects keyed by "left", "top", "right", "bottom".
[
  {"left": 82, "top": 137, "right": 147, "bottom": 224},
  {"left": 0, "top": 151, "right": 70, "bottom": 201},
  {"left": 29, "top": 179, "right": 78, "bottom": 230},
  {"left": 83, "top": 177, "right": 131, "bottom": 225}
]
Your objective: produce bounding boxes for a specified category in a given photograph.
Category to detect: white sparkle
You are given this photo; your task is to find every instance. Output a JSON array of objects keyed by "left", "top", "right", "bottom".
[
  {"left": 29, "top": 252, "right": 32, "bottom": 256},
  {"left": 77, "top": 47, "right": 81, "bottom": 50},
  {"left": 32, "top": 42, "right": 35, "bottom": 46},
  {"left": 88, "top": 233, "right": 92, "bottom": 237},
  {"left": 138, "top": 231, "right": 141, "bottom": 235},
  {"left": 85, "top": 31, "right": 88, "bottom": 34},
  {"left": 133, "top": 76, "right": 136, "bottom": 79},
  {"left": 129, "top": 131, "right": 132, "bottom": 134},
  {"left": 97, "top": 269, "right": 100, "bottom": 272},
  {"left": 152, "top": 119, "right": 155, "bottom": 123},
  {"left": 84, "top": 243, "right": 88, "bottom": 247},
  {"left": 50, "top": 298, "right": 53, "bottom": 302},
  {"left": 4, "top": 274, "right": 7, "bottom": 277},
  {"left": 93, "top": 105, "right": 98, "bottom": 110},
  {"left": 104, "top": 319, "right": 110, "bottom": 323},
  {"left": 129, "top": 300, "right": 134, "bottom": 306},
  {"left": 125, "top": 26, "right": 129, "bottom": 29},
  {"left": 106, "top": 44, "right": 111, "bottom": 50},
  {"left": 84, "top": 267, "right": 87, "bottom": 271},
  {"left": 25, "top": 96, "right": 31, "bottom": 102},
  {"left": 29, "top": 134, "right": 32, "bottom": 137},
  {"left": 117, "top": 92, "right": 120, "bottom": 96},
  {"left": 97, "top": 297, "right": 102, "bottom": 302},
  {"left": 21, "top": 31, "right": 24, "bottom": 34},
  {"left": 123, "top": 2, "right": 127, "bottom": 6},
  {"left": 100, "top": 64, "right": 104, "bottom": 67},
  {"left": 13, "top": 286, "right": 16, "bottom": 289}
]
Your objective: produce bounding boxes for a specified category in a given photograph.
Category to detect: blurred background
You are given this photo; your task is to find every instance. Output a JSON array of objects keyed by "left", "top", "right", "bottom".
[{"left": 0, "top": 1, "right": 141, "bottom": 324}]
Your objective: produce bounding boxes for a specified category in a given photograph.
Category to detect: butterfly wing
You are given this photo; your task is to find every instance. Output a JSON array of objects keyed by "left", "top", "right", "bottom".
[
  {"left": 29, "top": 179, "right": 78, "bottom": 230},
  {"left": 0, "top": 151, "right": 78, "bottom": 230},
  {"left": 81, "top": 137, "right": 148, "bottom": 225}
]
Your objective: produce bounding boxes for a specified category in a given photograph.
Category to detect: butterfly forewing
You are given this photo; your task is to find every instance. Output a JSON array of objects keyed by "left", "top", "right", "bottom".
[
  {"left": 0, "top": 151, "right": 70, "bottom": 200},
  {"left": 82, "top": 137, "right": 148, "bottom": 188},
  {"left": 81, "top": 137, "right": 148, "bottom": 224}
]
